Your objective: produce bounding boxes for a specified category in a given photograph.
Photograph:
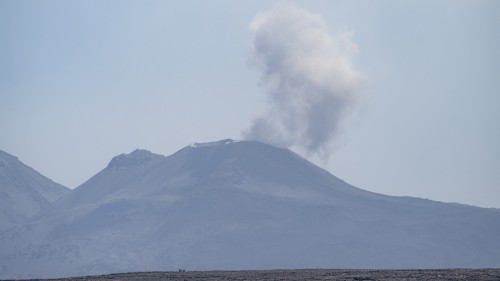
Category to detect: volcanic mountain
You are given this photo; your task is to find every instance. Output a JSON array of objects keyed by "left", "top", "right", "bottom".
[
  {"left": 0, "top": 140, "right": 499, "bottom": 278},
  {"left": 0, "top": 150, "right": 69, "bottom": 228}
]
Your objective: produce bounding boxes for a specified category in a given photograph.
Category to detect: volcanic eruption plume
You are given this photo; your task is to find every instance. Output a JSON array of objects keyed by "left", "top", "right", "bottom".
[{"left": 243, "top": 3, "right": 364, "bottom": 157}]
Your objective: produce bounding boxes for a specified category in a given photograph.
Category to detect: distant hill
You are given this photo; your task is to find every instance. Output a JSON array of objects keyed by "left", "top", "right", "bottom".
[
  {"left": 0, "top": 140, "right": 499, "bottom": 278},
  {"left": 0, "top": 150, "right": 69, "bottom": 228}
]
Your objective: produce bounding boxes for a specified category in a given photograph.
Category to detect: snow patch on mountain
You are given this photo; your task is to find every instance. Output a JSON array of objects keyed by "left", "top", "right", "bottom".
[{"left": 190, "top": 139, "right": 240, "bottom": 148}]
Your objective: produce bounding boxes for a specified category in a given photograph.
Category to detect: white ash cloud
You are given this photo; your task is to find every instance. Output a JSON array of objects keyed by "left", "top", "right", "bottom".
[{"left": 243, "top": 3, "right": 364, "bottom": 156}]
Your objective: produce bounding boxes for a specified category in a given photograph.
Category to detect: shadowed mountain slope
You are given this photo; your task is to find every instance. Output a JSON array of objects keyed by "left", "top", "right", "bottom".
[{"left": 0, "top": 150, "right": 69, "bottom": 228}]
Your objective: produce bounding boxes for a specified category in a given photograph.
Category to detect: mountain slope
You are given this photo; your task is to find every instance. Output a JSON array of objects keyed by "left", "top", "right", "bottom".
[
  {"left": 0, "top": 140, "right": 499, "bottom": 278},
  {"left": 0, "top": 150, "right": 69, "bottom": 228}
]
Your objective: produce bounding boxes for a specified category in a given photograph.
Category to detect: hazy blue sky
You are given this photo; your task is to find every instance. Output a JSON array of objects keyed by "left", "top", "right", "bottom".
[{"left": 1, "top": 1, "right": 499, "bottom": 208}]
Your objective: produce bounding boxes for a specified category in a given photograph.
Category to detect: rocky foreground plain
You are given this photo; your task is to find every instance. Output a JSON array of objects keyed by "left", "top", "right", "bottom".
[{"left": 4, "top": 269, "right": 500, "bottom": 281}]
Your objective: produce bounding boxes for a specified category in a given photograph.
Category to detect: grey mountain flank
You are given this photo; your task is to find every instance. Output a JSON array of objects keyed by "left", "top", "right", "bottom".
[
  {"left": 0, "top": 150, "right": 69, "bottom": 228},
  {"left": 0, "top": 140, "right": 499, "bottom": 279}
]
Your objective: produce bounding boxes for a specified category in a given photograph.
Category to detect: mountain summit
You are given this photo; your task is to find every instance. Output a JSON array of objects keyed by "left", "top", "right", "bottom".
[
  {"left": 107, "top": 149, "right": 165, "bottom": 168},
  {"left": 1, "top": 140, "right": 499, "bottom": 278}
]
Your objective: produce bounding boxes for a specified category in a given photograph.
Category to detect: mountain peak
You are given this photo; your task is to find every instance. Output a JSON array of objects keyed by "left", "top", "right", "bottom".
[{"left": 107, "top": 149, "right": 163, "bottom": 168}]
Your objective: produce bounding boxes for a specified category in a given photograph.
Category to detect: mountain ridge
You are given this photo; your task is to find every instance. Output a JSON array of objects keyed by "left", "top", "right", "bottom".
[{"left": 0, "top": 149, "right": 70, "bottom": 228}]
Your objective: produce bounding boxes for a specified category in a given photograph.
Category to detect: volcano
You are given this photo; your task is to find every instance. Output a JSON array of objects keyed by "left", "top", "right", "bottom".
[{"left": 1, "top": 139, "right": 499, "bottom": 278}]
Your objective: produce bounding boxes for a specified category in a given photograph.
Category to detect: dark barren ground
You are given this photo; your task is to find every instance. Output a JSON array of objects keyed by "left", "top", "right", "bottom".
[{"left": 8, "top": 269, "right": 500, "bottom": 281}]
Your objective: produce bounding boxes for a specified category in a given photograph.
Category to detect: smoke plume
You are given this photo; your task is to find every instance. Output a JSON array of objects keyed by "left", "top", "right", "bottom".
[{"left": 243, "top": 3, "right": 364, "bottom": 156}]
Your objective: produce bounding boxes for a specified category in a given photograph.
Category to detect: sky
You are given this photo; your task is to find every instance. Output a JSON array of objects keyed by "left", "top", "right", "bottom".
[{"left": 1, "top": 0, "right": 499, "bottom": 208}]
